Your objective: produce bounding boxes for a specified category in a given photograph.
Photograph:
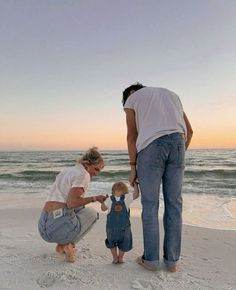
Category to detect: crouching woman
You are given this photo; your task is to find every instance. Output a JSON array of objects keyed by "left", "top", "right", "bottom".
[{"left": 38, "top": 147, "right": 106, "bottom": 262}]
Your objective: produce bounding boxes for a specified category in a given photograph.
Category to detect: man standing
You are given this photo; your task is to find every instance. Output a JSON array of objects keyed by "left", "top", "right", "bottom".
[{"left": 122, "top": 83, "right": 193, "bottom": 272}]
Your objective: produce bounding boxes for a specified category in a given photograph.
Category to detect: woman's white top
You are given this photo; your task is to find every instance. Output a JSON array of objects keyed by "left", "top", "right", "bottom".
[{"left": 46, "top": 164, "right": 90, "bottom": 203}]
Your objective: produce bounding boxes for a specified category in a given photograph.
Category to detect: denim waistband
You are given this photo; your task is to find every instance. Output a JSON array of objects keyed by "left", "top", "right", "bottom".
[
  {"left": 43, "top": 207, "right": 70, "bottom": 217},
  {"left": 43, "top": 206, "right": 84, "bottom": 217},
  {"left": 158, "top": 132, "right": 185, "bottom": 140},
  {"left": 166, "top": 132, "right": 184, "bottom": 137}
]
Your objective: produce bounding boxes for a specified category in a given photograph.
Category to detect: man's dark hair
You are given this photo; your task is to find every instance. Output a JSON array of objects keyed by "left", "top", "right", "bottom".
[{"left": 122, "top": 82, "right": 145, "bottom": 106}]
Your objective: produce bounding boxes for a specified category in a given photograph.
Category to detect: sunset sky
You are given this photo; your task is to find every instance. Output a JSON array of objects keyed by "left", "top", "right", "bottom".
[{"left": 1, "top": 0, "right": 236, "bottom": 150}]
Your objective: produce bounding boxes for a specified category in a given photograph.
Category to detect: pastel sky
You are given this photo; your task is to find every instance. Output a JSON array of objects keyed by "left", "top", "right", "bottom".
[{"left": 1, "top": 0, "right": 236, "bottom": 150}]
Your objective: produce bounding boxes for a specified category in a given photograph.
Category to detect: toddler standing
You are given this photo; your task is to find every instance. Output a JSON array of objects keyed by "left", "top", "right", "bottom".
[{"left": 101, "top": 181, "right": 139, "bottom": 264}]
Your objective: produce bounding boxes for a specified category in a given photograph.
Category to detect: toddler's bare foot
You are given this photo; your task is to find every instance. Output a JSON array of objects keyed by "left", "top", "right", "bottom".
[{"left": 118, "top": 258, "right": 124, "bottom": 263}]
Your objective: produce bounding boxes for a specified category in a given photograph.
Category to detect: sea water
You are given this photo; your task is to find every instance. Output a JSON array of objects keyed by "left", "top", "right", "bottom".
[{"left": 0, "top": 149, "right": 235, "bottom": 229}]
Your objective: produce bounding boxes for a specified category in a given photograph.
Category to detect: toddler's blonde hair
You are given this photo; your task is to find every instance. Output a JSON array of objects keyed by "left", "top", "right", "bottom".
[{"left": 112, "top": 181, "right": 128, "bottom": 195}]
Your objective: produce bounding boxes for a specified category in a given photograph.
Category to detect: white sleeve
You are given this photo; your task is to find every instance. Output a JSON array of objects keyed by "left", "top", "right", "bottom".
[
  {"left": 71, "top": 171, "right": 90, "bottom": 191},
  {"left": 124, "top": 94, "right": 135, "bottom": 109},
  {"left": 104, "top": 196, "right": 112, "bottom": 213}
]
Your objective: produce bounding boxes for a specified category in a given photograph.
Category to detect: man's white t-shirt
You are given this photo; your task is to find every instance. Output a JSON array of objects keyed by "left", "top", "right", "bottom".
[
  {"left": 46, "top": 163, "right": 90, "bottom": 203},
  {"left": 124, "top": 87, "right": 187, "bottom": 152},
  {"left": 104, "top": 193, "right": 134, "bottom": 213}
]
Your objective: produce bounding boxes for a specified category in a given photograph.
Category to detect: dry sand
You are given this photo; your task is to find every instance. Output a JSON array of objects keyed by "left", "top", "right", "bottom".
[{"left": 0, "top": 196, "right": 236, "bottom": 290}]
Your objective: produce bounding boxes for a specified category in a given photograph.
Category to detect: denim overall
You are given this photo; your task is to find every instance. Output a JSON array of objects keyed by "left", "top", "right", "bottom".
[{"left": 105, "top": 195, "right": 132, "bottom": 252}]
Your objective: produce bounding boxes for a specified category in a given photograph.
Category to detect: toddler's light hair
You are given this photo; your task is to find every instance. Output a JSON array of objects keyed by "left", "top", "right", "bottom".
[{"left": 112, "top": 181, "right": 128, "bottom": 195}]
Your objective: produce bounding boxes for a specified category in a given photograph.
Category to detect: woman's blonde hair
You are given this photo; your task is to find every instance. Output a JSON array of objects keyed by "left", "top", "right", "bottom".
[{"left": 77, "top": 147, "right": 104, "bottom": 166}]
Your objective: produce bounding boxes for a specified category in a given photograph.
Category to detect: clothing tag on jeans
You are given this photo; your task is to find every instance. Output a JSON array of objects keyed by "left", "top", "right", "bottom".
[{"left": 53, "top": 208, "right": 63, "bottom": 219}]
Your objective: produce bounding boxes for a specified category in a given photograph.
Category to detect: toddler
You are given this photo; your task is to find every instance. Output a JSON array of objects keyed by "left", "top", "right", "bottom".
[{"left": 101, "top": 181, "right": 139, "bottom": 263}]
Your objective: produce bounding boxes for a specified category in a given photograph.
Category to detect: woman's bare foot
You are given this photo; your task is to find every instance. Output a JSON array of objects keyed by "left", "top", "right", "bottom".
[
  {"left": 55, "top": 244, "right": 65, "bottom": 254},
  {"left": 64, "top": 243, "right": 76, "bottom": 263}
]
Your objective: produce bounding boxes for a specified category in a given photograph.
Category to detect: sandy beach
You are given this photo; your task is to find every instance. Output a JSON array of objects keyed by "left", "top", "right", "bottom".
[{"left": 0, "top": 195, "right": 236, "bottom": 290}]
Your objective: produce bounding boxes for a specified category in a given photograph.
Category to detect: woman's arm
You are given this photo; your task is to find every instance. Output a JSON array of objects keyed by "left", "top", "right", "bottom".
[{"left": 66, "top": 187, "right": 106, "bottom": 209}]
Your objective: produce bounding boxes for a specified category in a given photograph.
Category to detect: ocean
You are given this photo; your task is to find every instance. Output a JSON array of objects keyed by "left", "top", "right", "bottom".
[
  {"left": 0, "top": 149, "right": 236, "bottom": 229},
  {"left": 1, "top": 149, "right": 235, "bottom": 196}
]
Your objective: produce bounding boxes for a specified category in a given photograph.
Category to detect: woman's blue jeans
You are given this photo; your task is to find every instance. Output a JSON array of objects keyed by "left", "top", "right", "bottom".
[{"left": 137, "top": 133, "right": 185, "bottom": 269}]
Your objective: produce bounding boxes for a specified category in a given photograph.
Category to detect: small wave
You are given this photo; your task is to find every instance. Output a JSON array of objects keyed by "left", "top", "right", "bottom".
[
  {"left": 0, "top": 169, "right": 130, "bottom": 182},
  {"left": 101, "top": 152, "right": 128, "bottom": 156},
  {"left": 0, "top": 160, "right": 26, "bottom": 164},
  {"left": 105, "top": 159, "right": 129, "bottom": 165},
  {"left": 185, "top": 169, "right": 236, "bottom": 179},
  {"left": 53, "top": 160, "right": 75, "bottom": 164},
  {"left": 0, "top": 170, "right": 59, "bottom": 181},
  {"left": 93, "top": 170, "right": 129, "bottom": 181}
]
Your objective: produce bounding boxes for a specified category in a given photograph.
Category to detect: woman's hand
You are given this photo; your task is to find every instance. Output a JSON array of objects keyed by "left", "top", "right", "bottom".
[
  {"left": 95, "top": 195, "right": 107, "bottom": 203},
  {"left": 67, "top": 188, "right": 108, "bottom": 208}
]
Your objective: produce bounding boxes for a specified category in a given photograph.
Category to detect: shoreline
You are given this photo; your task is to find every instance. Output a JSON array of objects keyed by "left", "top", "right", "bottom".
[{"left": 1, "top": 192, "right": 235, "bottom": 231}]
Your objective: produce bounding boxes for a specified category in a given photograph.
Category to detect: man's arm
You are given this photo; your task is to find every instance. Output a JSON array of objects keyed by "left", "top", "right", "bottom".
[
  {"left": 133, "top": 182, "right": 139, "bottom": 200},
  {"left": 183, "top": 112, "right": 193, "bottom": 150},
  {"left": 124, "top": 108, "right": 138, "bottom": 186}
]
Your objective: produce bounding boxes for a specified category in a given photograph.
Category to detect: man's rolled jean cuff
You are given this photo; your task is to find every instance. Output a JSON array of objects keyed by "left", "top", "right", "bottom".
[
  {"left": 164, "top": 257, "right": 179, "bottom": 267},
  {"left": 143, "top": 256, "right": 160, "bottom": 270}
]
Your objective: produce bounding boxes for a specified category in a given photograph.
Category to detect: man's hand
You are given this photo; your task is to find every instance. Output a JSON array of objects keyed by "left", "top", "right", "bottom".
[{"left": 129, "top": 168, "right": 137, "bottom": 187}]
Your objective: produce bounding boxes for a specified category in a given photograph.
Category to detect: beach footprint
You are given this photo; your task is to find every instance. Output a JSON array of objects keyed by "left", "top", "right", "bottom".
[
  {"left": 80, "top": 247, "right": 92, "bottom": 259},
  {"left": 131, "top": 279, "right": 157, "bottom": 290},
  {"left": 37, "top": 271, "right": 61, "bottom": 288},
  {"left": 63, "top": 268, "right": 93, "bottom": 286}
]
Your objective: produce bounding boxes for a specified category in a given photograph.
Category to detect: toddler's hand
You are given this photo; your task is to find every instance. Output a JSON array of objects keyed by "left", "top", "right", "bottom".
[{"left": 96, "top": 195, "right": 107, "bottom": 203}]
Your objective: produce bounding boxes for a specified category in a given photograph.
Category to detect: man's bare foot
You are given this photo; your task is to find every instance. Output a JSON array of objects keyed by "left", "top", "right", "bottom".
[
  {"left": 167, "top": 264, "right": 179, "bottom": 272},
  {"left": 137, "top": 256, "right": 157, "bottom": 271}
]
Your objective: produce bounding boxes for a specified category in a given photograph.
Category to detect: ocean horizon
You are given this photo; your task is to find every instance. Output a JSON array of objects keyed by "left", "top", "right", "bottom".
[
  {"left": 1, "top": 148, "right": 235, "bottom": 195},
  {"left": 1, "top": 146, "right": 236, "bottom": 152}
]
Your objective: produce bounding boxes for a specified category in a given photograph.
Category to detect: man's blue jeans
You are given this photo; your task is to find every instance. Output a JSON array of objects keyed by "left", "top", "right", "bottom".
[{"left": 137, "top": 133, "right": 185, "bottom": 269}]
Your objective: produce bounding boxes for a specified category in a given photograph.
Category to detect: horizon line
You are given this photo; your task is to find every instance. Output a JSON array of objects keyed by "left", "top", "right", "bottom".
[{"left": 0, "top": 146, "right": 236, "bottom": 152}]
